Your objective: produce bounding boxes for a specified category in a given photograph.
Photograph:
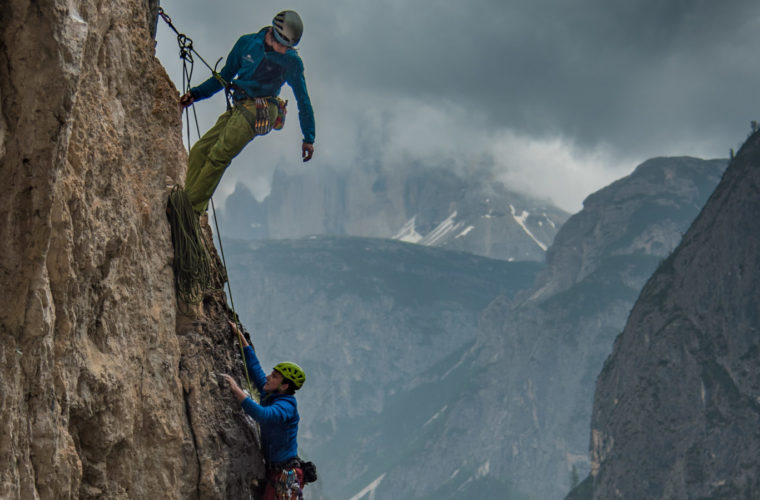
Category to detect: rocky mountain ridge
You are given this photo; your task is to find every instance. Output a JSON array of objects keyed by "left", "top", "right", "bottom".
[
  {"left": 220, "top": 164, "right": 568, "bottom": 262},
  {"left": 372, "top": 155, "right": 726, "bottom": 500},
  {"left": 570, "top": 133, "right": 760, "bottom": 498}
]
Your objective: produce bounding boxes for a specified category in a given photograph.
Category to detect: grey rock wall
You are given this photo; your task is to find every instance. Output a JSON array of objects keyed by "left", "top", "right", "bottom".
[{"left": 584, "top": 133, "right": 760, "bottom": 498}]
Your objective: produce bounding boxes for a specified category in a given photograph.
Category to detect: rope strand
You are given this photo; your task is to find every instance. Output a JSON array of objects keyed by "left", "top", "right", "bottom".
[
  {"left": 211, "top": 198, "right": 255, "bottom": 398},
  {"left": 159, "top": 7, "right": 254, "bottom": 396},
  {"left": 167, "top": 187, "right": 212, "bottom": 305}
]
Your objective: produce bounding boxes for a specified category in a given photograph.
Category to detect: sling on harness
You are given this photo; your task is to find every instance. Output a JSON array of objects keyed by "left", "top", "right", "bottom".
[
  {"left": 226, "top": 82, "right": 288, "bottom": 136},
  {"left": 266, "top": 458, "right": 304, "bottom": 500},
  {"left": 233, "top": 96, "right": 273, "bottom": 136}
]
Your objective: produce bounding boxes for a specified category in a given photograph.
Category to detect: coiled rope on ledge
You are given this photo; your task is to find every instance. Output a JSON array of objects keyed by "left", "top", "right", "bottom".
[{"left": 167, "top": 186, "right": 212, "bottom": 305}]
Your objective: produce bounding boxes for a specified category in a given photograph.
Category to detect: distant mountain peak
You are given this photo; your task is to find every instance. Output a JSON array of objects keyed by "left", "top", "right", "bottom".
[{"left": 221, "top": 166, "right": 569, "bottom": 261}]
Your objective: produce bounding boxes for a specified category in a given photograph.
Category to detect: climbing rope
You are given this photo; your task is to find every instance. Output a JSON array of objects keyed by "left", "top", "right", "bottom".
[
  {"left": 159, "top": 7, "right": 254, "bottom": 396},
  {"left": 211, "top": 200, "right": 256, "bottom": 400},
  {"left": 167, "top": 186, "right": 213, "bottom": 305},
  {"left": 210, "top": 198, "right": 235, "bottom": 315}
]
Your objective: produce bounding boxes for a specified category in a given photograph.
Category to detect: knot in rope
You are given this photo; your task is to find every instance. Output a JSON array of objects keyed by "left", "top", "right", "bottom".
[{"left": 177, "top": 34, "right": 194, "bottom": 63}]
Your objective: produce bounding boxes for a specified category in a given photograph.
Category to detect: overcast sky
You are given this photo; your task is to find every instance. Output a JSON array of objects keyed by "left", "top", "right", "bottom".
[{"left": 156, "top": 0, "right": 760, "bottom": 212}]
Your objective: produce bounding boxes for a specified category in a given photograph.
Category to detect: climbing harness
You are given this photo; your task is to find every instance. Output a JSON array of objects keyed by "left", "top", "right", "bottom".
[
  {"left": 268, "top": 459, "right": 304, "bottom": 500},
  {"left": 227, "top": 81, "right": 288, "bottom": 136},
  {"left": 275, "top": 468, "right": 303, "bottom": 500},
  {"left": 158, "top": 7, "right": 254, "bottom": 396},
  {"left": 230, "top": 95, "right": 273, "bottom": 136}
]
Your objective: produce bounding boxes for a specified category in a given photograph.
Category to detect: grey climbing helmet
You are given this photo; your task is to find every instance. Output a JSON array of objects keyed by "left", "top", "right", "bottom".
[{"left": 272, "top": 10, "right": 303, "bottom": 47}]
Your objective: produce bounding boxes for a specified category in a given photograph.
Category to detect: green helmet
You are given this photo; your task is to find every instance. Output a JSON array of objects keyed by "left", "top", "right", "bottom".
[
  {"left": 272, "top": 10, "right": 303, "bottom": 47},
  {"left": 274, "top": 361, "right": 306, "bottom": 389}
]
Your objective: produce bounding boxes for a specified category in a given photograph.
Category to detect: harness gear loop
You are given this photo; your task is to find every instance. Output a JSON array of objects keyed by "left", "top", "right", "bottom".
[
  {"left": 232, "top": 97, "right": 273, "bottom": 136},
  {"left": 273, "top": 466, "right": 303, "bottom": 500},
  {"left": 224, "top": 82, "right": 277, "bottom": 134}
]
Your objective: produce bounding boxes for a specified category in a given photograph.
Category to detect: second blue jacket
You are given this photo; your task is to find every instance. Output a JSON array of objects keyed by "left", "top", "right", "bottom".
[
  {"left": 190, "top": 27, "right": 316, "bottom": 144},
  {"left": 241, "top": 345, "right": 300, "bottom": 465}
]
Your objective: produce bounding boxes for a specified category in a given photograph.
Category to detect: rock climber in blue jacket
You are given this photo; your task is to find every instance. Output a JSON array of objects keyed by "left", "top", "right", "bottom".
[
  {"left": 221, "top": 320, "right": 307, "bottom": 500},
  {"left": 179, "top": 10, "right": 315, "bottom": 214}
]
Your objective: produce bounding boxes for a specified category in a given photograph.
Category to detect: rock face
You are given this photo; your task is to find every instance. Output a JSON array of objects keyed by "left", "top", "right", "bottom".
[
  {"left": 533, "top": 156, "right": 728, "bottom": 301},
  {"left": 578, "top": 133, "right": 760, "bottom": 498},
  {"left": 1, "top": 1, "right": 261, "bottom": 498},
  {"left": 220, "top": 165, "right": 568, "bottom": 262}
]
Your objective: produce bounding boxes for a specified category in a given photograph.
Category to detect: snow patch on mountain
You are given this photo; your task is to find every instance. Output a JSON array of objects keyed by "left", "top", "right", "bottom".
[
  {"left": 393, "top": 216, "right": 423, "bottom": 243},
  {"left": 456, "top": 225, "right": 475, "bottom": 239},
  {"left": 510, "top": 205, "right": 548, "bottom": 251},
  {"left": 477, "top": 461, "right": 491, "bottom": 479},
  {"left": 350, "top": 473, "right": 387, "bottom": 500},
  {"left": 424, "top": 405, "right": 448, "bottom": 427},
  {"left": 419, "top": 211, "right": 464, "bottom": 246}
]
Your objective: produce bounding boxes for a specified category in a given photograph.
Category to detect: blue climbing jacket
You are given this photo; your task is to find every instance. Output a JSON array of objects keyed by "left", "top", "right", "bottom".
[
  {"left": 241, "top": 345, "right": 300, "bottom": 465},
  {"left": 189, "top": 27, "right": 315, "bottom": 144}
]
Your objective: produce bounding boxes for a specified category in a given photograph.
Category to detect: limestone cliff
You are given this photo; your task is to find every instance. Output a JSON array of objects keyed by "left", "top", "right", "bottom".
[
  {"left": 576, "top": 132, "right": 760, "bottom": 498},
  {"left": 1, "top": 1, "right": 261, "bottom": 498}
]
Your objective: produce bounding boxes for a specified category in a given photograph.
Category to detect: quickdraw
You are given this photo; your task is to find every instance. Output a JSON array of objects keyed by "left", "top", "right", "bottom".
[{"left": 274, "top": 468, "right": 303, "bottom": 500}]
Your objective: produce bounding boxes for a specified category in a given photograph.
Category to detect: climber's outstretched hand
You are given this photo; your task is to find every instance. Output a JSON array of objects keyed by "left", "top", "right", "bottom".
[
  {"left": 228, "top": 320, "right": 249, "bottom": 347},
  {"left": 220, "top": 373, "right": 247, "bottom": 402},
  {"left": 179, "top": 92, "right": 194, "bottom": 111},
  {"left": 302, "top": 142, "right": 314, "bottom": 162}
]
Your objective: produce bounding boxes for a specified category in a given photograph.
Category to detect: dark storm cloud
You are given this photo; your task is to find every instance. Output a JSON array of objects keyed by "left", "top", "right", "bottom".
[{"left": 308, "top": 0, "right": 760, "bottom": 156}]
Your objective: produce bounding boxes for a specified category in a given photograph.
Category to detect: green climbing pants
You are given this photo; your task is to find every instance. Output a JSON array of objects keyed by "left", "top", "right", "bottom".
[{"left": 185, "top": 100, "right": 278, "bottom": 214}]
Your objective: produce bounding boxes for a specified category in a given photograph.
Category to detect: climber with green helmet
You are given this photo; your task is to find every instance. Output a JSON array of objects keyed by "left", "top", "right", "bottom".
[
  {"left": 179, "top": 10, "right": 315, "bottom": 215},
  {"left": 221, "top": 320, "right": 308, "bottom": 499}
]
